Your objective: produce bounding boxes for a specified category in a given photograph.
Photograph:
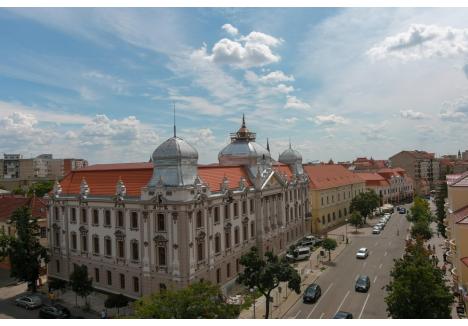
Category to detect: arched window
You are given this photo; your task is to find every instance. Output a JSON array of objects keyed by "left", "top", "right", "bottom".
[
  {"left": 196, "top": 211, "right": 203, "bottom": 228},
  {"left": 214, "top": 233, "right": 221, "bottom": 253},
  {"left": 234, "top": 226, "right": 240, "bottom": 245},
  {"left": 131, "top": 240, "right": 139, "bottom": 261}
]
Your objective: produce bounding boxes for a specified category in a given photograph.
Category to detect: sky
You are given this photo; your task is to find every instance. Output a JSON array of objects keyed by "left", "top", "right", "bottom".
[{"left": 1, "top": 7, "right": 468, "bottom": 164}]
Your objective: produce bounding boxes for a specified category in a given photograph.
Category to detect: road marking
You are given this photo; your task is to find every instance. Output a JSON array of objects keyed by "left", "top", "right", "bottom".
[
  {"left": 292, "top": 310, "right": 301, "bottom": 319},
  {"left": 359, "top": 294, "right": 371, "bottom": 319},
  {"left": 379, "top": 263, "right": 383, "bottom": 269},
  {"left": 335, "top": 290, "right": 350, "bottom": 314},
  {"left": 384, "top": 251, "right": 388, "bottom": 257},
  {"left": 320, "top": 312, "right": 325, "bottom": 319},
  {"left": 373, "top": 276, "right": 378, "bottom": 284},
  {"left": 306, "top": 283, "right": 334, "bottom": 319}
]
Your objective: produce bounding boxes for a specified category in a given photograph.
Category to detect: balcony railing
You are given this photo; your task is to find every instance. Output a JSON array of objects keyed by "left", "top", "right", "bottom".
[{"left": 450, "top": 239, "right": 457, "bottom": 252}]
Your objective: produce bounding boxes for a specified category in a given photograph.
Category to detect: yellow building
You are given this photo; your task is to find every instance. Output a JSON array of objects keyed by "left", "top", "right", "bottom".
[
  {"left": 303, "top": 164, "right": 366, "bottom": 234},
  {"left": 446, "top": 171, "right": 468, "bottom": 310}
]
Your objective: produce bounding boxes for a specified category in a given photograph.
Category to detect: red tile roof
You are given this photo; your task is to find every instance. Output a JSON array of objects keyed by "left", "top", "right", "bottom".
[
  {"left": 454, "top": 205, "right": 468, "bottom": 224},
  {"left": 461, "top": 257, "right": 468, "bottom": 268},
  {"left": 0, "top": 195, "right": 47, "bottom": 222},
  {"left": 303, "top": 164, "right": 364, "bottom": 190},
  {"left": 58, "top": 163, "right": 294, "bottom": 196},
  {"left": 356, "top": 173, "right": 390, "bottom": 187}
]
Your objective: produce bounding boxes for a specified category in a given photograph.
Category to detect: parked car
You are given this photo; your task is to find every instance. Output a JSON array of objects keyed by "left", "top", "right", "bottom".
[
  {"left": 15, "top": 295, "right": 42, "bottom": 310},
  {"left": 372, "top": 227, "right": 381, "bottom": 234},
  {"left": 399, "top": 208, "right": 406, "bottom": 214},
  {"left": 299, "top": 235, "right": 322, "bottom": 247},
  {"left": 286, "top": 246, "right": 311, "bottom": 261},
  {"left": 303, "top": 283, "right": 322, "bottom": 303},
  {"left": 38, "top": 304, "right": 71, "bottom": 319},
  {"left": 356, "top": 248, "right": 369, "bottom": 259},
  {"left": 376, "top": 222, "right": 385, "bottom": 230},
  {"left": 333, "top": 311, "right": 353, "bottom": 319},
  {"left": 355, "top": 275, "right": 371, "bottom": 292}
]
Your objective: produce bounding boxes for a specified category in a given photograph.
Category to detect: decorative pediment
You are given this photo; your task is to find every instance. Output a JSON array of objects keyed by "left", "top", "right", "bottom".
[
  {"left": 242, "top": 216, "right": 249, "bottom": 224},
  {"left": 52, "top": 180, "right": 62, "bottom": 199},
  {"left": 114, "top": 229, "right": 126, "bottom": 239},
  {"left": 79, "top": 225, "right": 88, "bottom": 235},
  {"left": 224, "top": 222, "right": 232, "bottom": 230},
  {"left": 153, "top": 234, "right": 167, "bottom": 242},
  {"left": 80, "top": 178, "right": 89, "bottom": 198},
  {"left": 196, "top": 230, "right": 206, "bottom": 242},
  {"left": 115, "top": 177, "right": 127, "bottom": 197},
  {"left": 239, "top": 177, "right": 247, "bottom": 191},
  {"left": 223, "top": 190, "right": 234, "bottom": 204},
  {"left": 220, "top": 175, "right": 229, "bottom": 193},
  {"left": 52, "top": 223, "right": 60, "bottom": 230}
]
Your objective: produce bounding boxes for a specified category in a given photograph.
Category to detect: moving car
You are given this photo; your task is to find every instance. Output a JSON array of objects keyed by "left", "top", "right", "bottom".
[
  {"left": 356, "top": 248, "right": 369, "bottom": 259},
  {"left": 399, "top": 207, "right": 406, "bottom": 214},
  {"left": 355, "top": 275, "right": 371, "bottom": 292},
  {"left": 286, "top": 247, "right": 311, "bottom": 261},
  {"left": 333, "top": 311, "right": 353, "bottom": 319},
  {"left": 15, "top": 295, "right": 42, "bottom": 309},
  {"left": 38, "top": 304, "right": 71, "bottom": 319},
  {"left": 372, "top": 227, "right": 381, "bottom": 234},
  {"left": 303, "top": 283, "right": 321, "bottom": 303}
]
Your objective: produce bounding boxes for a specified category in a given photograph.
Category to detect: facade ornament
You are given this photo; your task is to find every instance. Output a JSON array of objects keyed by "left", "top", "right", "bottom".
[
  {"left": 153, "top": 234, "right": 168, "bottom": 245},
  {"left": 224, "top": 222, "right": 232, "bottom": 230},
  {"left": 52, "top": 180, "right": 62, "bottom": 199},
  {"left": 196, "top": 230, "right": 206, "bottom": 242},
  {"left": 78, "top": 225, "right": 88, "bottom": 235},
  {"left": 114, "top": 229, "right": 126, "bottom": 240},
  {"left": 239, "top": 177, "right": 246, "bottom": 191},
  {"left": 220, "top": 175, "right": 229, "bottom": 193},
  {"left": 115, "top": 177, "right": 127, "bottom": 197},
  {"left": 80, "top": 178, "right": 89, "bottom": 198}
]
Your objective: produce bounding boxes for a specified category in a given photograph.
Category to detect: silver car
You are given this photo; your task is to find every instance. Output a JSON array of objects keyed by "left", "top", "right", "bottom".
[{"left": 15, "top": 295, "right": 42, "bottom": 309}]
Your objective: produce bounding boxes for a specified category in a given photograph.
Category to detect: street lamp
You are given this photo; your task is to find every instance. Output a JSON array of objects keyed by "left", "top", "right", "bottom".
[
  {"left": 250, "top": 287, "right": 257, "bottom": 319},
  {"left": 345, "top": 218, "right": 349, "bottom": 245}
]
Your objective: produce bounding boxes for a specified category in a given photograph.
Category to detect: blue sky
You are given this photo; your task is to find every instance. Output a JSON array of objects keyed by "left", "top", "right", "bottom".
[{"left": 1, "top": 8, "right": 468, "bottom": 164}]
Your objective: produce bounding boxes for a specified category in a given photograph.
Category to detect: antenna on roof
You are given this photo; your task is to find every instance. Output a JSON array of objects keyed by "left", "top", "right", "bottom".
[{"left": 173, "top": 101, "right": 176, "bottom": 137}]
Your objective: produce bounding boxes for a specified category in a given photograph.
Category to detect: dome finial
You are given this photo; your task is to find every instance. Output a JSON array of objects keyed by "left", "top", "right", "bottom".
[
  {"left": 266, "top": 138, "right": 270, "bottom": 152},
  {"left": 173, "top": 101, "right": 177, "bottom": 137},
  {"left": 242, "top": 113, "right": 246, "bottom": 128},
  {"left": 289, "top": 137, "right": 291, "bottom": 149}
]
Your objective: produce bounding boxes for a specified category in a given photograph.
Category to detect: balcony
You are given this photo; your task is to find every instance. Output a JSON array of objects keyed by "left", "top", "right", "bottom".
[
  {"left": 451, "top": 267, "right": 458, "bottom": 284},
  {"left": 450, "top": 239, "right": 457, "bottom": 252},
  {"left": 446, "top": 250, "right": 453, "bottom": 264}
]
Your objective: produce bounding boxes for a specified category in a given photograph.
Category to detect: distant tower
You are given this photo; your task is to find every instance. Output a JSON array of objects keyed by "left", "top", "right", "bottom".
[{"left": 458, "top": 150, "right": 462, "bottom": 160}]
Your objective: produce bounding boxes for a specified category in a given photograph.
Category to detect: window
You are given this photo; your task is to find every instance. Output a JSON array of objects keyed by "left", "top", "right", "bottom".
[
  {"left": 321, "top": 197, "right": 324, "bottom": 206},
  {"left": 225, "top": 231, "right": 231, "bottom": 249},
  {"left": 71, "top": 208, "right": 76, "bottom": 223},
  {"left": 117, "top": 211, "right": 124, "bottom": 228},
  {"left": 250, "top": 199, "right": 254, "bottom": 213},
  {"left": 236, "top": 258, "right": 240, "bottom": 273},
  {"left": 71, "top": 233, "right": 77, "bottom": 250},
  {"left": 250, "top": 221, "right": 255, "bottom": 238},
  {"left": 81, "top": 208, "right": 87, "bottom": 224},
  {"left": 160, "top": 283, "right": 167, "bottom": 292},
  {"left": 242, "top": 201, "right": 247, "bottom": 214},
  {"left": 242, "top": 223, "right": 248, "bottom": 241},
  {"left": 105, "top": 237, "right": 112, "bottom": 256},
  {"left": 327, "top": 214, "right": 330, "bottom": 223},
  {"left": 107, "top": 271, "right": 112, "bottom": 285},
  {"left": 104, "top": 210, "right": 111, "bottom": 226},
  {"left": 56, "top": 260, "right": 60, "bottom": 273},
  {"left": 94, "top": 268, "right": 99, "bottom": 283},
  {"left": 40, "top": 227, "right": 47, "bottom": 238},
  {"left": 131, "top": 241, "right": 139, "bottom": 261},
  {"left": 157, "top": 214, "right": 165, "bottom": 231},
  {"left": 117, "top": 240, "right": 124, "bottom": 258},
  {"left": 196, "top": 211, "right": 203, "bottom": 228},
  {"left": 158, "top": 246, "right": 166, "bottom": 266},
  {"left": 81, "top": 235, "right": 88, "bottom": 252},
  {"left": 224, "top": 204, "right": 230, "bottom": 220},
  {"left": 215, "top": 234, "right": 221, "bottom": 253},
  {"left": 54, "top": 207, "right": 59, "bottom": 221},
  {"left": 339, "top": 210, "right": 342, "bottom": 218},
  {"left": 131, "top": 212, "right": 138, "bottom": 229},
  {"left": 327, "top": 196, "right": 329, "bottom": 204},
  {"left": 197, "top": 242, "right": 204, "bottom": 262},
  {"left": 216, "top": 268, "right": 221, "bottom": 284},
  {"left": 120, "top": 274, "right": 125, "bottom": 289},
  {"left": 333, "top": 212, "right": 336, "bottom": 221},
  {"left": 93, "top": 236, "right": 99, "bottom": 254},
  {"left": 133, "top": 277, "right": 139, "bottom": 292},
  {"left": 93, "top": 209, "right": 99, "bottom": 225},
  {"left": 214, "top": 207, "right": 220, "bottom": 224},
  {"left": 234, "top": 227, "right": 239, "bottom": 245},
  {"left": 54, "top": 231, "right": 60, "bottom": 247},
  {"left": 234, "top": 203, "right": 238, "bottom": 217},
  {"left": 227, "top": 263, "right": 231, "bottom": 278}
]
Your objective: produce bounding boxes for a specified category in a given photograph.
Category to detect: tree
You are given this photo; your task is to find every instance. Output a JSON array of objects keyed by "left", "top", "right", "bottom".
[
  {"left": 349, "top": 211, "right": 364, "bottom": 232},
  {"left": 237, "top": 247, "right": 301, "bottom": 319},
  {"left": 6, "top": 207, "right": 49, "bottom": 292},
  {"left": 105, "top": 293, "right": 129, "bottom": 316},
  {"left": 407, "top": 197, "right": 432, "bottom": 223},
  {"left": 349, "top": 190, "right": 380, "bottom": 223},
  {"left": 321, "top": 238, "right": 337, "bottom": 262},
  {"left": 48, "top": 278, "right": 67, "bottom": 293},
  {"left": 133, "top": 281, "right": 240, "bottom": 318},
  {"left": 435, "top": 180, "right": 448, "bottom": 238},
  {"left": 27, "top": 181, "right": 54, "bottom": 198},
  {"left": 69, "top": 265, "right": 93, "bottom": 307},
  {"left": 0, "top": 230, "right": 12, "bottom": 261},
  {"left": 410, "top": 220, "right": 433, "bottom": 241},
  {"left": 385, "top": 239, "right": 453, "bottom": 318}
]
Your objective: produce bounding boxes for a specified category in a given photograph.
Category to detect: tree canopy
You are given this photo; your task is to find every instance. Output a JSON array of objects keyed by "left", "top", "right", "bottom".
[
  {"left": 133, "top": 281, "right": 240, "bottom": 319},
  {"left": 105, "top": 293, "right": 129, "bottom": 316},
  {"left": 321, "top": 238, "right": 337, "bottom": 261},
  {"left": 349, "top": 190, "right": 380, "bottom": 222},
  {"left": 349, "top": 211, "right": 364, "bottom": 232},
  {"left": 69, "top": 265, "right": 93, "bottom": 307},
  {"left": 6, "top": 207, "right": 49, "bottom": 292},
  {"left": 407, "top": 197, "right": 433, "bottom": 241},
  {"left": 237, "top": 247, "right": 301, "bottom": 319},
  {"left": 435, "top": 180, "right": 448, "bottom": 238},
  {"left": 385, "top": 239, "right": 453, "bottom": 318}
]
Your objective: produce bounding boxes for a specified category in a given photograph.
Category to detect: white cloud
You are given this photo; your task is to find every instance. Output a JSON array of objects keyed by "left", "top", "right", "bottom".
[
  {"left": 79, "top": 86, "right": 98, "bottom": 101},
  {"left": 284, "top": 96, "right": 311, "bottom": 110},
  {"left": 245, "top": 70, "right": 294, "bottom": 84},
  {"left": 197, "top": 30, "right": 282, "bottom": 69},
  {"left": 400, "top": 109, "right": 428, "bottom": 120},
  {"left": 170, "top": 95, "right": 225, "bottom": 116},
  {"left": 312, "top": 114, "right": 348, "bottom": 125},
  {"left": 222, "top": 23, "right": 238, "bottom": 36},
  {"left": 367, "top": 24, "right": 468, "bottom": 61},
  {"left": 439, "top": 96, "right": 468, "bottom": 122},
  {"left": 284, "top": 117, "right": 298, "bottom": 124},
  {"left": 276, "top": 84, "right": 294, "bottom": 94}
]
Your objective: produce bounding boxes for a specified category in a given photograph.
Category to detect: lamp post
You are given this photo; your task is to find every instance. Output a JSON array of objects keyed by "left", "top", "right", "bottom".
[
  {"left": 250, "top": 287, "right": 257, "bottom": 319},
  {"left": 345, "top": 218, "right": 349, "bottom": 245}
]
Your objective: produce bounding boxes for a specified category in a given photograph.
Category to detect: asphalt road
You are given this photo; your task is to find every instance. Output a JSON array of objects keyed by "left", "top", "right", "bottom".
[{"left": 285, "top": 204, "right": 411, "bottom": 319}]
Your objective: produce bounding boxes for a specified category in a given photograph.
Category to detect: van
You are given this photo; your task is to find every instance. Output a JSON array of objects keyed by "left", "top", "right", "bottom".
[{"left": 286, "top": 246, "right": 311, "bottom": 261}]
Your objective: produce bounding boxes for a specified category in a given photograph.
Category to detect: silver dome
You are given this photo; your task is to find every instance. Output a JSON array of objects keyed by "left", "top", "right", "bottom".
[
  {"left": 279, "top": 147, "right": 302, "bottom": 164},
  {"left": 148, "top": 136, "right": 198, "bottom": 187}
]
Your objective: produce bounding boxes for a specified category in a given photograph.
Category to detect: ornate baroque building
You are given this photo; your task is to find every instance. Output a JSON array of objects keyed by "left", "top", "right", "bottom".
[{"left": 46, "top": 116, "right": 310, "bottom": 298}]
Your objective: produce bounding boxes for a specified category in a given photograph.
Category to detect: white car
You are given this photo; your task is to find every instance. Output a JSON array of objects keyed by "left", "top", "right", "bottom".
[
  {"left": 372, "top": 227, "right": 381, "bottom": 234},
  {"left": 356, "top": 248, "right": 369, "bottom": 259},
  {"left": 15, "top": 295, "right": 42, "bottom": 309}
]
